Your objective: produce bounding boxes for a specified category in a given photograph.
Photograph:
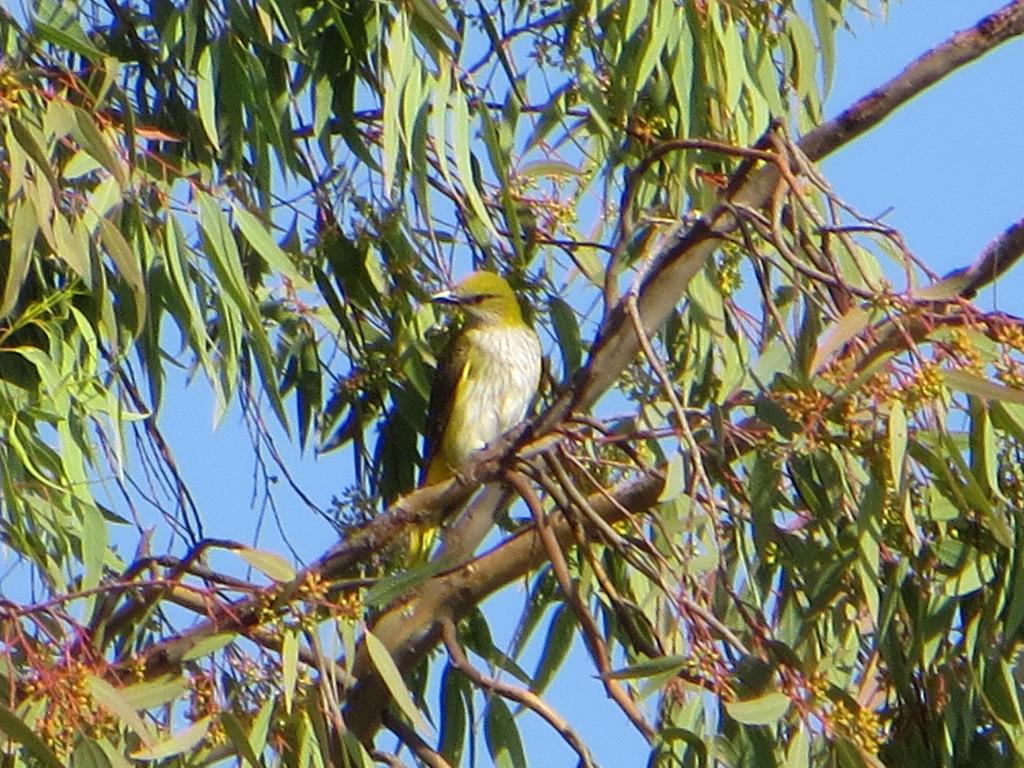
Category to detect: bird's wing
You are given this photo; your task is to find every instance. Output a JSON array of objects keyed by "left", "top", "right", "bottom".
[{"left": 420, "top": 331, "right": 469, "bottom": 484}]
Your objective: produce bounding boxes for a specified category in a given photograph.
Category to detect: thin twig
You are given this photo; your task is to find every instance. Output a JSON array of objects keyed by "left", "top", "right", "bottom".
[
  {"left": 506, "top": 471, "right": 656, "bottom": 743},
  {"left": 382, "top": 711, "right": 451, "bottom": 768},
  {"left": 440, "top": 618, "right": 596, "bottom": 767},
  {"left": 623, "top": 293, "right": 716, "bottom": 526}
]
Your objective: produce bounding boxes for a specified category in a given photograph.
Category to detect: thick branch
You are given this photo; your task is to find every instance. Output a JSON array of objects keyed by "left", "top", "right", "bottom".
[
  {"left": 342, "top": 468, "right": 665, "bottom": 742},
  {"left": 931, "top": 215, "right": 1024, "bottom": 299}
]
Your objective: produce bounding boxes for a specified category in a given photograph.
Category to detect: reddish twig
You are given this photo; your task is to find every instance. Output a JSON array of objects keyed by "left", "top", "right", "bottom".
[
  {"left": 506, "top": 471, "right": 656, "bottom": 743},
  {"left": 439, "top": 618, "right": 596, "bottom": 767}
]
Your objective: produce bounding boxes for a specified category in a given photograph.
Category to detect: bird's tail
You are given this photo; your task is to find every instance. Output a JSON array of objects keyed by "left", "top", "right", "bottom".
[{"left": 406, "top": 524, "right": 436, "bottom": 566}]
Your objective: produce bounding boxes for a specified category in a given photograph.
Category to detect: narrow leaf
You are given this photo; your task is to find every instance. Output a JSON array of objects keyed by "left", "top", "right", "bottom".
[
  {"left": 197, "top": 46, "right": 221, "bottom": 151},
  {"left": 130, "top": 717, "right": 210, "bottom": 760},
  {"left": 87, "top": 676, "right": 156, "bottom": 746},
  {"left": 484, "top": 697, "right": 526, "bottom": 768},
  {"left": 220, "top": 711, "right": 262, "bottom": 768},
  {"left": 0, "top": 704, "right": 65, "bottom": 768},
  {"left": 181, "top": 632, "right": 236, "bottom": 662},
  {"left": 236, "top": 547, "right": 296, "bottom": 582},
  {"left": 282, "top": 629, "right": 299, "bottom": 714},
  {"left": 72, "top": 107, "right": 127, "bottom": 187},
  {"left": 607, "top": 654, "right": 688, "bottom": 680},
  {"left": 1, "top": 199, "right": 38, "bottom": 319},
  {"left": 233, "top": 206, "right": 307, "bottom": 286},
  {"left": 98, "top": 216, "right": 147, "bottom": 333},
  {"left": 364, "top": 629, "right": 431, "bottom": 734},
  {"left": 549, "top": 297, "right": 582, "bottom": 378},
  {"left": 887, "top": 401, "right": 907, "bottom": 485},
  {"left": 119, "top": 675, "right": 188, "bottom": 709},
  {"left": 725, "top": 691, "right": 791, "bottom": 725},
  {"left": 944, "top": 369, "right": 1024, "bottom": 405}
]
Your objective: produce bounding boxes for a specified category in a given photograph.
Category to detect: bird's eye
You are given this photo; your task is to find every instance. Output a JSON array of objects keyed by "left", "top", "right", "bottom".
[{"left": 466, "top": 294, "right": 489, "bottom": 304}]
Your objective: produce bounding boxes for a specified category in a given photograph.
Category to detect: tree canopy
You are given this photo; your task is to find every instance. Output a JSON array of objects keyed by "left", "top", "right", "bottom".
[{"left": 4, "top": 0, "right": 1024, "bottom": 765}]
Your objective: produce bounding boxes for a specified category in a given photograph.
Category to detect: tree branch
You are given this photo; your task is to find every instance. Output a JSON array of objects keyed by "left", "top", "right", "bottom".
[
  {"left": 926, "top": 215, "right": 1024, "bottom": 299},
  {"left": 382, "top": 711, "right": 451, "bottom": 768},
  {"left": 341, "top": 468, "right": 665, "bottom": 743},
  {"left": 440, "top": 618, "right": 596, "bottom": 767},
  {"left": 800, "top": 1, "right": 1024, "bottom": 163}
]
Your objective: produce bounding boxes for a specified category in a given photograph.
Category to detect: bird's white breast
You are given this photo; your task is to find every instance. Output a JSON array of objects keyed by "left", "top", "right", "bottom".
[{"left": 452, "top": 324, "right": 542, "bottom": 464}]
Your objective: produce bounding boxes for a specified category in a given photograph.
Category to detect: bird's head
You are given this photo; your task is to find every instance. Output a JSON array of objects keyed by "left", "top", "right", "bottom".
[{"left": 432, "top": 271, "right": 526, "bottom": 327}]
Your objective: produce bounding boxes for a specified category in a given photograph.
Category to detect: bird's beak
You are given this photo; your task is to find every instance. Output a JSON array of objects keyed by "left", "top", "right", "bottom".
[{"left": 431, "top": 289, "right": 460, "bottom": 306}]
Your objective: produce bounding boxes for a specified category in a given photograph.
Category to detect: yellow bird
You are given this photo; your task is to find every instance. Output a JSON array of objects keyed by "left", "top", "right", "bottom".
[{"left": 413, "top": 271, "right": 543, "bottom": 561}]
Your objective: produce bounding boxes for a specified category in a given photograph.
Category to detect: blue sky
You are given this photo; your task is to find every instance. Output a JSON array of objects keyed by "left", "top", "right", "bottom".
[
  {"left": 824, "top": 2, "right": 1024, "bottom": 297},
  {"left": 43, "top": 1, "right": 1024, "bottom": 764}
]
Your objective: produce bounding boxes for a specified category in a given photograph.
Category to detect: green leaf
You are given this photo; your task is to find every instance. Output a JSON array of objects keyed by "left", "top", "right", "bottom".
[
  {"left": 724, "top": 691, "right": 790, "bottom": 725},
  {"left": 462, "top": 611, "right": 532, "bottom": 686},
  {"left": 969, "top": 396, "right": 998, "bottom": 497},
  {"left": 607, "top": 654, "right": 688, "bottom": 680},
  {"left": 282, "top": 629, "right": 300, "bottom": 714},
  {"left": 71, "top": 107, "right": 127, "bottom": 187},
  {"left": 835, "top": 736, "right": 871, "bottom": 768},
  {"left": 119, "top": 675, "right": 189, "bottom": 709},
  {"left": 0, "top": 703, "right": 65, "bottom": 768},
  {"left": 197, "top": 45, "right": 221, "bottom": 151},
  {"left": 220, "top": 711, "right": 262, "bottom": 768},
  {"left": 199, "top": 192, "right": 289, "bottom": 429},
  {"left": 1, "top": 199, "right": 38, "bottom": 320},
  {"left": 658, "top": 452, "right": 686, "bottom": 504},
  {"left": 408, "top": 0, "right": 460, "bottom": 44},
  {"left": 364, "top": 629, "right": 431, "bottom": 734},
  {"left": 549, "top": 297, "right": 582, "bottom": 378},
  {"left": 130, "top": 717, "right": 211, "bottom": 760},
  {"left": 944, "top": 369, "right": 1024, "bottom": 406},
  {"left": 381, "top": 14, "right": 409, "bottom": 199},
  {"left": 887, "top": 400, "right": 906, "bottom": 485},
  {"left": 810, "top": 306, "right": 872, "bottom": 375},
  {"left": 364, "top": 559, "right": 446, "bottom": 608},
  {"left": 811, "top": 0, "right": 838, "bottom": 95},
  {"left": 785, "top": 726, "right": 809, "bottom": 768},
  {"left": 987, "top": 658, "right": 1024, "bottom": 726},
  {"left": 439, "top": 664, "right": 469, "bottom": 764},
  {"left": 233, "top": 205, "right": 308, "bottom": 286},
  {"left": 518, "top": 160, "right": 580, "bottom": 179},
  {"left": 9, "top": 115, "right": 61, "bottom": 193},
  {"left": 33, "top": 3, "right": 105, "bottom": 60},
  {"left": 71, "top": 738, "right": 112, "bottom": 768},
  {"left": 98, "top": 216, "right": 147, "bottom": 334},
  {"left": 451, "top": 90, "right": 498, "bottom": 240},
  {"left": 236, "top": 547, "right": 296, "bottom": 582},
  {"left": 181, "top": 632, "right": 236, "bottom": 661},
  {"left": 80, "top": 502, "right": 107, "bottom": 615},
  {"left": 249, "top": 696, "right": 275, "bottom": 757},
  {"left": 93, "top": 738, "right": 133, "bottom": 768},
  {"left": 52, "top": 214, "right": 90, "bottom": 282},
  {"left": 787, "top": 15, "right": 818, "bottom": 103},
  {"left": 484, "top": 697, "right": 526, "bottom": 768},
  {"left": 531, "top": 604, "right": 575, "bottom": 696},
  {"left": 86, "top": 676, "right": 156, "bottom": 746}
]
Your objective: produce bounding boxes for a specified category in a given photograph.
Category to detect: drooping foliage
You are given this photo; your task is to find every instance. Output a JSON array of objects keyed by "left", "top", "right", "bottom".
[{"left": 4, "top": 0, "right": 1024, "bottom": 766}]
